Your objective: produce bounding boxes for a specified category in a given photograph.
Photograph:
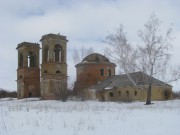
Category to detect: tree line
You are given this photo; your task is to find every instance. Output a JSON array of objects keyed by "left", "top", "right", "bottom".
[{"left": 0, "top": 88, "right": 17, "bottom": 98}]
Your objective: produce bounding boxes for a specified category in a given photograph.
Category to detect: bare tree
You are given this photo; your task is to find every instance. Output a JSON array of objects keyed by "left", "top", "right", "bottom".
[
  {"left": 72, "top": 48, "right": 80, "bottom": 65},
  {"left": 86, "top": 47, "right": 94, "bottom": 56},
  {"left": 105, "top": 24, "right": 138, "bottom": 86},
  {"left": 72, "top": 47, "right": 94, "bottom": 64},
  {"left": 137, "top": 14, "right": 174, "bottom": 104},
  {"left": 80, "top": 47, "right": 86, "bottom": 60},
  {"left": 105, "top": 14, "right": 179, "bottom": 105}
]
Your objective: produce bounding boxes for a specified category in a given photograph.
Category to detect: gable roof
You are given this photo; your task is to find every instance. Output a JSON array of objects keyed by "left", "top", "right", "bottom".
[{"left": 88, "top": 71, "right": 172, "bottom": 91}]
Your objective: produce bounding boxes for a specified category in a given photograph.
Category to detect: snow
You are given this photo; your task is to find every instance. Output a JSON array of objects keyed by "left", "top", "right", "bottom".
[
  {"left": 0, "top": 98, "right": 180, "bottom": 135},
  {"left": 104, "top": 87, "right": 113, "bottom": 90},
  {"left": 97, "top": 81, "right": 101, "bottom": 84},
  {"left": 82, "top": 61, "right": 88, "bottom": 63}
]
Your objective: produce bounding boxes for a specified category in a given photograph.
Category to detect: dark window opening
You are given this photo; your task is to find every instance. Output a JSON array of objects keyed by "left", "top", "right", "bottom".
[
  {"left": 19, "top": 75, "right": 22, "bottom": 79},
  {"left": 108, "top": 69, "right": 111, "bottom": 76},
  {"left": 164, "top": 90, "right": 170, "bottom": 100},
  {"left": 54, "top": 44, "right": 63, "bottom": 63},
  {"left": 56, "top": 70, "right": 61, "bottom": 73},
  {"left": 29, "top": 92, "right": 32, "bottom": 97},
  {"left": 126, "top": 91, "right": 129, "bottom": 96},
  {"left": 28, "top": 52, "right": 36, "bottom": 67},
  {"left": 100, "top": 69, "right": 104, "bottom": 76},
  {"left": 19, "top": 53, "right": 23, "bottom": 67},
  {"left": 109, "top": 92, "right": 113, "bottom": 97},
  {"left": 44, "top": 70, "right": 47, "bottom": 73},
  {"left": 134, "top": 91, "right": 137, "bottom": 96},
  {"left": 165, "top": 91, "right": 168, "bottom": 97},
  {"left": 44, "top": 47, "right": 49, "bottom": 62},
  {"left": 119, "top": 91, "right": 121, "bottom": 96}
]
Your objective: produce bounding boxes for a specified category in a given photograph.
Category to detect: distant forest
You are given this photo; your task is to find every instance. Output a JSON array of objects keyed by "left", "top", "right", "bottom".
[{"left": 0, "top": 88, "right": 17, "bottom": 98}]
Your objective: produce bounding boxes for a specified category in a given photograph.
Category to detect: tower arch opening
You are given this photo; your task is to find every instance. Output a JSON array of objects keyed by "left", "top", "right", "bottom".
[
  {"left": 19, "top": 52, "right": 23, "bottom": 67},
  {"left": 44, "top": 47, "right": 49, "bottom": 62},
  {"left": 28, "top": 51, "right": 36, "bottom": 67},
  {"left": 54, "top": 44, "right": 63, "bottom": 63}
]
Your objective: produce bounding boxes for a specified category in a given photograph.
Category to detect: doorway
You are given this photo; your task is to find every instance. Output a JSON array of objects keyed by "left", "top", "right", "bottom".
[
  {"left": 99, "top": 92, "right": 105, "bottom": 101},
  {"left": 29, "top": 92, "right": 32, "bottom": 97}
]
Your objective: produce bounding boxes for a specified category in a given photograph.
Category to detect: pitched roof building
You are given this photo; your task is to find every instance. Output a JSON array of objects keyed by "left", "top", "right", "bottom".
[{"left": 85, "top": 72, "right": 173, "bottom": 101}]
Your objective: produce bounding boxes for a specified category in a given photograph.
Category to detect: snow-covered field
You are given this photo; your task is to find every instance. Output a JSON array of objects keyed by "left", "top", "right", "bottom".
[{"left": 0, "top": 98, "right": 180, "bottom": 135}]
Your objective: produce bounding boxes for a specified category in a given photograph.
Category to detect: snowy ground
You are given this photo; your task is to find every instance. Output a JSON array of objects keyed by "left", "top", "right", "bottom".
[{"left": 0, "top": 98, "right": 180, "bottom": 135}]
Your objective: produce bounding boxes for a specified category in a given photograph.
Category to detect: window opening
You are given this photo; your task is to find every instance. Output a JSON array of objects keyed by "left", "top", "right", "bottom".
[
  {"left": 44, "top": 70, "right": 47, "bottom": 73},
  {"left": 164, "top": 90, "right": 170, "bottom": 100},
  {"left": 44, "top": 47, "right": 49, "bottom": 62},
  {"left": 54, "top": 44, "right": 63, "bottom": 63},
  {"left": 29, "top": 92, "right": 32, "bottom": 97},
  {"left": 109, "top": 92, "right": 113, "bottom": 97},
  {"left": 108, "top": 69, "right": 111, "bottom": 76},
  {"left": 134, "top": 91, "right": 137, "bottom": 96},
  {"left": 19, "top": 75, "right": 22, "bottom": 79},
  {"left": 165, "top": 91, "right": 168, "bottom": 97},
  {"left": 126, "top": 91, "right": 129, "bottom": 96},
  {"left": 100, "top": 69, "right": 104, "bottom": 76},
  {"left": 28, "top": 52, "right": 35, "bottom": 67},
  {"left": 56, "top": 70, "right": 61, "bottom": 73},
  {"left": 19, "top": 53, "right": 23, "bottom": 67},
  {"left": 119, "top": 91, "right": 121, "bottom": 96}
]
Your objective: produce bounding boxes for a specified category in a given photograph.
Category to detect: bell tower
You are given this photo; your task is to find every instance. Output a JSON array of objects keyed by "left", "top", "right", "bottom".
[
  {"left": 16, "top": 42, "right": 40, "bottom": 98},
  {"left": 40, "top": 33, "right": 68, "bottom": 99}
]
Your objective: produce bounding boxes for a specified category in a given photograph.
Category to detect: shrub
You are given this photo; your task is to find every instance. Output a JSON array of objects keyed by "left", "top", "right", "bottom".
[
  {"left": 172, "top": 91, "right": 180, "bottom": 99},
  {"left": 0, "top": 88, "right": 17, "bottom": 98}
]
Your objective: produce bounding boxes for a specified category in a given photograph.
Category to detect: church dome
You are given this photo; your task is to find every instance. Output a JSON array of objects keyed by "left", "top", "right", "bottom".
[{"left": 81, "top": 53, "right": 110, "bottom": 63}]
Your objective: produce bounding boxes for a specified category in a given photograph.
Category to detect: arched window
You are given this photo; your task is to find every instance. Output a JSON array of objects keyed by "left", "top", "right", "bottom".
[
  {"left": 54, "top": 44, "right": 63, "bottom": 63},
  {"left": 44, "top": 47, "right": 49, "bottom": 62},
  {"left": 28, "top": 52, "right": 36, "bottom": 67},
  {"left": 19, "top": 53, "right": 23, "bottom": 67}
]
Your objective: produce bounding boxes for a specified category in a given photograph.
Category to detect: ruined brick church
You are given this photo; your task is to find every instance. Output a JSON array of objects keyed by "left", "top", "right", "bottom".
[
  {"left": 17, "top": 33, "right": 68, "bottom": 99},
  {"left": 17, "top": 33, "right": 173, "bottom": 101}
]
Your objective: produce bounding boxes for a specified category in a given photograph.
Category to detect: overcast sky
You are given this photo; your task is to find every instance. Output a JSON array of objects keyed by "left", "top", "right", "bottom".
[{"left": 0, "top": 0, "right": 180, "bottom": 91}]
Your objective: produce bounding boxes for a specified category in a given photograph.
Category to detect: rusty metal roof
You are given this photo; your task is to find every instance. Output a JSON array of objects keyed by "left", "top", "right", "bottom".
[
  {"left": 88, "top": 71, "right": 172, "bottom": 91},
  {"left": 82, "top": 53, "right": 110, "bottom": 63}
]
